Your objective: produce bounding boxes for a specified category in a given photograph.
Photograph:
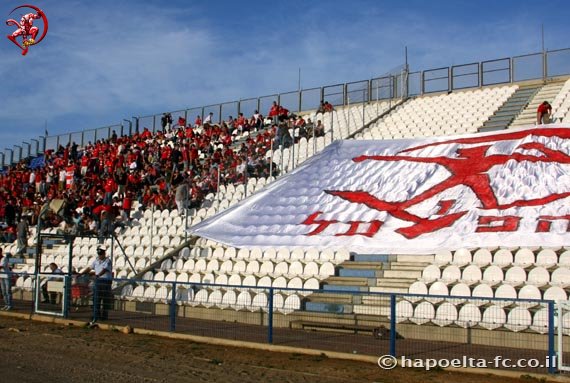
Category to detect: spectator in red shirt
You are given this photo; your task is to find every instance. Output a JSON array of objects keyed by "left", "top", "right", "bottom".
[{"left": 537, "top": 101, "right": 552, "bottom": 125}]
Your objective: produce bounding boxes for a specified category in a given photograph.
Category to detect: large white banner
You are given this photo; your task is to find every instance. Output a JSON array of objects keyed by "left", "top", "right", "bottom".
[{"left": 190, "top": 126, "right": 570, "bottom": 254}]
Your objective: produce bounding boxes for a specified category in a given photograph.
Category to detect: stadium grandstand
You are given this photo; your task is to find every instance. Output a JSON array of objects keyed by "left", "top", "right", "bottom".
[{"left": 2, "top": 47, "right": 570, "bottom": 374}]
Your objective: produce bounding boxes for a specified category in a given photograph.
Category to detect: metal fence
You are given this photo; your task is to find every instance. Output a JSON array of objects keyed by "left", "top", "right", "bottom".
[
  {"left": 4, "top": 272, "right": 563, "bottom": 373},
  {"left": 3, "top": 48, "right": 570, "bottom": 168}
]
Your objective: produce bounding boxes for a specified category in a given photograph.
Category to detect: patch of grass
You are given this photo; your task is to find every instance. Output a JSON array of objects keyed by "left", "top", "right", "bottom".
[{"left": 519, "top": 375, "right": 547, "bottom": 383}]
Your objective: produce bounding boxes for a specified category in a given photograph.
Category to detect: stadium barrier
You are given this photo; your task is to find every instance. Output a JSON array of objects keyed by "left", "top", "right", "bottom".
[
  {"left": 2, "top": 272, "right": 561, "bottom": 373},
  {"left": 5, "top": 47, "right": 569, "bottom": 167}
]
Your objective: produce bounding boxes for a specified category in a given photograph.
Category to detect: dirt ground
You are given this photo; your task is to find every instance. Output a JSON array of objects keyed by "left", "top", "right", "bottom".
[{"left": 0, "top": 315, "right": 558, "bottom": 383}]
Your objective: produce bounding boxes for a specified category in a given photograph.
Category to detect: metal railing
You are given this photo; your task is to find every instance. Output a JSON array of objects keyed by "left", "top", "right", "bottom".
[
  {"left": 3, "top": 273, "right": 560, "bottom": 373},
  {"left": 3, "top": 48, "right": 570, "bottom": 168}
]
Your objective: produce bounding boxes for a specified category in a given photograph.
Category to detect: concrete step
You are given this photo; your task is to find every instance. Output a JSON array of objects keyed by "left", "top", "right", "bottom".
[
  {"left": 369, "top": 285, "right": 410, "bottom": 294},
  {"left": 305, "top": 301, "right": 348, "bottom": 314},
  {"left": 395, "top": 254, "right": 434, "bottom": 262},
  {"left": 375, "top": 278, "right": 417, "bottom": 287},
  {"left": 353, "top": 304, "right": 390, "bottom": 316},
  {"left": 322, "top": 284, "right": 368, "bottom": 293},
  {"left": 340, "top": 261, "right": 385, "bottom": 270},
  {"left": 353, "top": 254, "right": 391, "bottom": 263},
  {"left": 361, "top": 295, "right": 392, "bottom": 306},
  {"left": 324, "top": 276, "right": 370, "bottom": 286},
  {"left": 383, "top": 269, "right": 422, "bottom": 279},
  {"left": 305, "top": 292, "right": 354, "bottom": 304},
  {"left": 389, "top": 261, "right": 431, "bottom": 270},
  {"left": 338, "top": 268, "right": 381, "bottom": 278}
]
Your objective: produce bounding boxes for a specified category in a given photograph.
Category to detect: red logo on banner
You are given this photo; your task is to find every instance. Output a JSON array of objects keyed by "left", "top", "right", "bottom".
[{"left": 303, "top": 128, "right": 570, "bottom": 239}]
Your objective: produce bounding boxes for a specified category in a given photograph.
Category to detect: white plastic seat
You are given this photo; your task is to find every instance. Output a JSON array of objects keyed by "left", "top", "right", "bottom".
[
  {"left": 303, "top": 261, "right": 319, "bottom": 277},
  {"left": 271, "top": 293, "right": 285, "bottom": 312},
  {"left": 505, "top": 307, "right": 532, "bottom": 332},
  {"left": 282, "top": 294, "right": 301, "bottom": 314},
  {"left": 559, "top": 251, "right": 570, "bottom": 267},
  {"left": 433, "top": 250, "right": 452, "bottom": 266},
  {"left": 272, "top": 276, "right": 287, "bottom": 289},
  {"left": 427, "top": 281, "right": 448, "bottom": 303},
  {"left": 494, "top": 284, "right": 517, "bottom": 307},
  {"left": 503, "top": 266, "right": 526, "bottom": 287},
  {"left": 276, "top": 248, "right": 290, "bottom": 260},
  {"left": 493, "top": 249, "right": 513, "bottom": 268},
  {"left": 233, "top": 260, "right": 246, "bottom": 274},
  {"left": 155, "top": 286, "right": 171, "bottom": 302},
  {"left": 530, "top": 308, "right": 550, "bottom": 334},
  {"left": 513, "top": 248, "right": 535, "bottom": 268},
  {"left": 241, "top": 275, "right": 257, "bottom": 288},
  {"left": 432, "top": 302, "right": 458, "bottom": 327},
  {"left": 288, "top": 261, "right": 304, "bottom": 277},
  {"left": 449, "top": 283, "right": 471, "bottom": 303},
  {"left": 395, "top": 300, "right": 414, "bottom": 323},
  {"left": 420, "top": 265, "right": 441, "bottom": 283},
  {"left": 480, "top": 305, "right": 506, "bottom": 330},
  {"left": 228, "top": 274, "right": 242, "bottom": 287},
  {"left": 459, "top": 265, "right": 482, "bottom": 285},
  {"left": 550, "top": 267, "right": 570, "bottom": 288},
  {"left": 471, "top": 283, "right": 493, "bottom": 306},
  {"left": 251, "top": 292, "right": 268, "bottom": 311},
  {"left": 319, "top": 262, "right": 335, "bottom": 276},
  {"left": 303, "top": 277, "right": 319, "bottom": 291},
  {"left": 451, "top": 248, "right": 471, "bottom": 267},
  {"left": 482, "top": 265, "right": 504, "bottom": 286},
  {"left": 290, "top": 248, "right": 304, "bottom": 261},
  {"left": 455, "top": 303, "right": 481, "bottom": 328},
  {"left": 411, "top": 301, "right": 435, "bottom": 325},
  {"left": 206, "top": 290, "right": 223, "bottom": 308},
  {"left": 143, "top": 285, "right": 156, "bottom": 301},
  {"left": 543, "top": 286, "right": 567, "bottom": 301},
  {"left": 220, "top": 290, "right": 237, "bottom": 309},
  {"left": 287, "top": 276, "right": 303, "bottom": 290},
  {"left": 517, "top": 285, "right": 542, "bottom": 308},
  {"left": 472, "top": 248, "right": 492, "bottom": 267},
  {"left": 214, "top": 274, "right": 228, "bottom": 286},
  {"left": 526, "top": 267, "right": 550, "bottom": 287},
  {"left": 535, "top": 249, "right": 558, "bottom": 268},
  {"left": 235, "top": 291, "right": 252, "bottom": 310},
  {"left": 408, "top": 281, "right": 428, "bottom": 302}
]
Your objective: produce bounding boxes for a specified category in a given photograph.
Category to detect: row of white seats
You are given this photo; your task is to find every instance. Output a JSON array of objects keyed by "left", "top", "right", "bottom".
[
  {"left": 145, "top": 270, "right": 321, "bottom": 292},
  {"left": 408, "top": 281, "right": 566, "bottom": 306},
  {"left": 165, "top": 258, "right": 336, "bottom": 278},
  {"left": 182, "top": 246, "right": 350, "bottom": 264},
  {"left": 395, "top": 301, "right": 557, "bottom": 333},
  {"left": 121, "top": 285, "right": 302, "bottom": 314},
  {"left": 420, "top": 264, "right": 570, "bottom": 287},
  {"left": 433, "top": 248, "right": 567, "bottom": 268}
]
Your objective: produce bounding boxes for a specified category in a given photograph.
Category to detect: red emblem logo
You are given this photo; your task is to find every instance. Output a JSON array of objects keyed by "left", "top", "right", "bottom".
[{"left": 6, "top": 4, "right": 48, "bottom": 56}]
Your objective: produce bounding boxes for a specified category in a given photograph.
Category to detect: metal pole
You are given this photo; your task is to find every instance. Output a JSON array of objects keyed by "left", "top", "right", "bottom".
[
  {"left": 150, "top": 204, "right": 155, "bottom": 262},
  {"left": 291, "top": 127, "right": 295, "bottom": 170},
  {"left": 362, "top": 89, "right": 366, "bottom": 127},
  {"left": 269, "top": 138, "right": 273, "bottom": 179},
  {"left": 268, "top": 287, "right": 274, "bottom": 344},
  {"left": 185, "top": 184, "right": 189, "bottom": 243},
  {"left": 548, "top": 301, "right": 556, "bottom": 374},
  {"left": 390, "top": 294, "right": 396, "bottom": 357},
  {"left": 169, "top": 281, "right": 177, "bottom": 332}
]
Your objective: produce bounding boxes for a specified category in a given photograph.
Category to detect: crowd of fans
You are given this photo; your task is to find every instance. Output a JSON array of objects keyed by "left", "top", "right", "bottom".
[{"left": 0, "top": 102, "right": 334, "bottom": 245}]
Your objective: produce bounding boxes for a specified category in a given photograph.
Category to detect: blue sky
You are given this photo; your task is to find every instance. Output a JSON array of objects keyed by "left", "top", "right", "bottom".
[{"left": 1, "top": 0, "right": 569, "bottom": 152}]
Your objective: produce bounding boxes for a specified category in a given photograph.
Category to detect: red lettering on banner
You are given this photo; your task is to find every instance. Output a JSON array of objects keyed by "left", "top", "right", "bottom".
[
  {"left": 535, "top": 215, "right": 570, "bottom": 232},
  {"left": 336, "top": 220, "right": 383, "bottom": 237},
  {"left": 301, "top": 212, "right": 338, "bottom": 236},
  {"left": 475, "top": 216, "right": 521, "bottom": 233}
]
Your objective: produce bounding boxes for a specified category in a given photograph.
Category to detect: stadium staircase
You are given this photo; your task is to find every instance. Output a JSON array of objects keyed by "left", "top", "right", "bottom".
[
  {"left": 305, "top": 253, "right": 433, "bottom": 315},
  {"left": 509, "top": 81, "right": 565, "bottom": 128},
  {"left": 478, "top": 85, "right": 540, "bottom": 132}
]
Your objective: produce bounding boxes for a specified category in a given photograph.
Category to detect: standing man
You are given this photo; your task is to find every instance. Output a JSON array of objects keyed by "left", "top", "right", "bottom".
[
  {"left": 82, "top": 247, "right": 112, "bottom": 322},
  {"left": 41, "top": 262, "right": 63, "bottom": 304},
  {"left": 0, "top": 249, "right": 12, "bottom": 310},
  {"left": 16, "top": 216, "right": 29, "bottom": 255}
]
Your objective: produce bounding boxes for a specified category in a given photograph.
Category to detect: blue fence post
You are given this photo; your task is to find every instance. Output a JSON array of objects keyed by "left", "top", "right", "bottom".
[
  {"left": 268, "top": 287, "right": 274, "bottom": 344},
  {"left": 548, "top": 301, "right": 556, "bottom": 374},
  {"left": 63, "top": 275, "right": 70, "bottom": 318},
  {"left": 169, "top": 282, "right": 177, "bottom": 332},
  {"left": 92, "top": 279, "right": 98, "bottom": 322},
  {"left": 390, "top": 294, "right": 396, "bottom": 357}
]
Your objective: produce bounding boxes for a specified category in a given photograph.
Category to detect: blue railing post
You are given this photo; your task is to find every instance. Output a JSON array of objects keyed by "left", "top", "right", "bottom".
[
  {"left": 92, "top": 279, "right": 99, "bottom": 322},
  {"left": 390, "top": 294, "right": 396, "bottom": 357},
  {"left": 63, "top": 275, "right": 70, "bottom": 318},
  {"left": 548, "top": 301, "right": 556, "bottom": 374},
  {"left": 169, "top": 282, "right": 177, "bottom": 332},
  {"left": 268, "top": 288, "right": 274, "bottom": 344}
]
